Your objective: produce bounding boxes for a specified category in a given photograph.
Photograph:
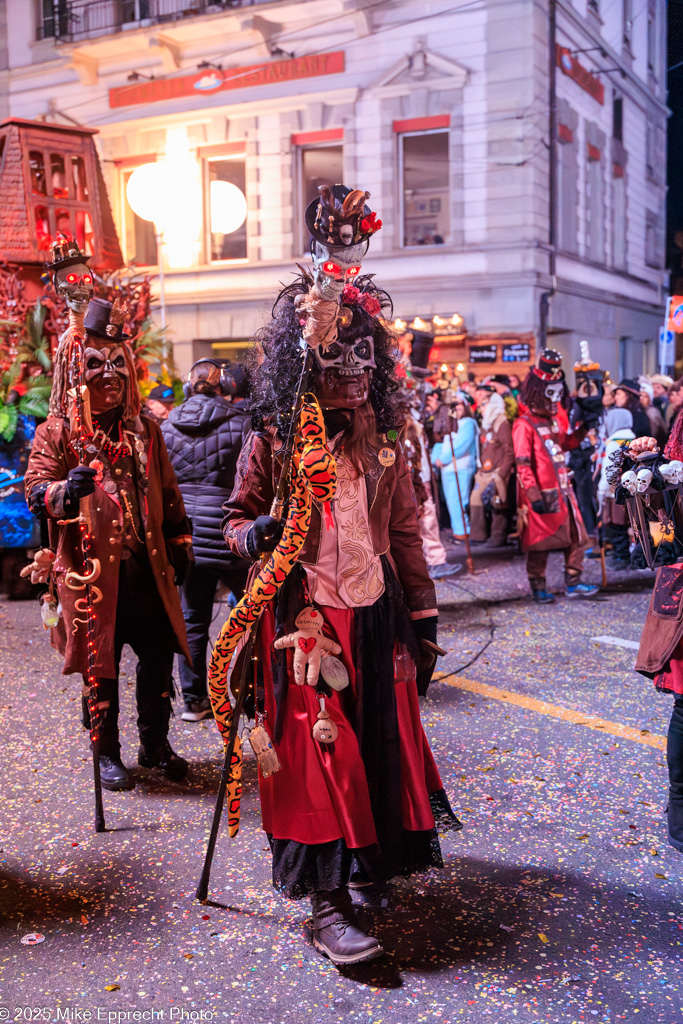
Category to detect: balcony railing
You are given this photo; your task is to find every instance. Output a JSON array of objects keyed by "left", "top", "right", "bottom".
[{"left": 38, "top": 0, "right": 267, "bottom": 43}]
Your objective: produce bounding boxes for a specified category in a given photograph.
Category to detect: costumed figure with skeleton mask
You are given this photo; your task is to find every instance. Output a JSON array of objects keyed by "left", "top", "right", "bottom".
[
  {"left": 512, "top": 349, "right": 600, "bottom": 603},
  {"left": 25, "top": 240, "right": 194, "bottom": 795},
  {"left": 221, "top": 186, "right": 461, "bottom": 966}
]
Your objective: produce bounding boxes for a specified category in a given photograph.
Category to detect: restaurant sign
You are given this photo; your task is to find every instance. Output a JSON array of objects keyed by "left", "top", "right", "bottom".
[{"left": 110, "top": 51, "right": 345, "bottom": 109}]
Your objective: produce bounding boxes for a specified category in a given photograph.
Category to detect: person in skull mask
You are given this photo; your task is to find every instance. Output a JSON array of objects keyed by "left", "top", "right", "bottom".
[
  {"left": 222, "top": 202, "right": 460, "bottom": 966},
  {"left": 512, "top": 349, "right": 599, "bottom": 603},
  {"left": 25, "top": 295, "right": 193, "bottom": 792},
  {"left": 568, "top": 342, "right": 605, "bottom": 540}
]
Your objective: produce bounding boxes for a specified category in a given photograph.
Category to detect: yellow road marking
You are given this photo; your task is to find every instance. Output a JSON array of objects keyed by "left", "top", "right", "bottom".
[{"left": 434, "top": 673, "right": 666, "bottom": 751}]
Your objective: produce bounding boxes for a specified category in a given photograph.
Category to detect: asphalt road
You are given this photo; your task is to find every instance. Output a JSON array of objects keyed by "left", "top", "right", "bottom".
[{"left": 0, "top": 545, "right": 681, "bottom": 1024}]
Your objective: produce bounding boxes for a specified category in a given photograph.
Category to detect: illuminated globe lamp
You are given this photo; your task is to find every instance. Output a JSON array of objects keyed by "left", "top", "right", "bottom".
[
  {"left": 210, "top": 180, "right": 247, "bottom": 237},
  {"left": 126, "top": 162, "right": 172, "bottom": 328}
]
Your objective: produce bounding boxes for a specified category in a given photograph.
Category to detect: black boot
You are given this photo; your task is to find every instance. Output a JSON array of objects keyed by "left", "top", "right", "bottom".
[
  {"left": 99, "top": 755, "right": 135, "bottom": 791},
  {"left": 138, "top": 740, "right": 188, "bottom": 781},
  {"left": 311, "top": 888, "right": 384, "bottom": 965}
]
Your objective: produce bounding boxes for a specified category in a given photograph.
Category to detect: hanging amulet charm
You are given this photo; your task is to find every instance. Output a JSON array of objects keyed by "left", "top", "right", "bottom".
[{"left": 312, "top": 694, "right": 338, "bottom": 745}]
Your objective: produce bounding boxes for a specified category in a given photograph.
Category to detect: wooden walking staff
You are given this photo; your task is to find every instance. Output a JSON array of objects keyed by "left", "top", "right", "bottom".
[
  {"left": 49, "top": 237, "right": 105, "bottom": 833},
  {"left": 194, "top": 344, "right": 317, "bottom": 897},
  {"left": 447, "top": 431, "right": 475, "bottom": 575}
]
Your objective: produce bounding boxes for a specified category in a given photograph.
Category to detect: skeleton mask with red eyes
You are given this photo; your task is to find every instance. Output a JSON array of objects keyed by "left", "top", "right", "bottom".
[
  {"left": 311, "top": 241, "right": 365, "bottom": 301},
  {"left": 55, "top": 262, "right": 93, "bottom": 314}
]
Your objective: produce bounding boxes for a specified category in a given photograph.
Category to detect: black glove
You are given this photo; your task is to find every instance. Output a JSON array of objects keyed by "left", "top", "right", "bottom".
[
  {"left": 412, "top": 615, "right": 439, "bottom": 697},
  {"left": 531, "top": 499, "right": 547, "bottom": 515},
  {"left": 246, "top": 515, "right": 285, "bottom": 558},
  {"left": 64, "top": 465, "right": 97, "bottom": 503},
  {"left": 170, "top": 542, "right": 194, "bottom": 587}
]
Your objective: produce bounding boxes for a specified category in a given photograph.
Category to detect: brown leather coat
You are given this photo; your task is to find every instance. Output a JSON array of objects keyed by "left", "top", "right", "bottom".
[
  {"left": 635, "top": 563, "right": 683, "bottom": 677},
  {"left": 222, "top": 429, "right": 437, "bottom": 615},
  {"left": 25, "top": 415, "right": 191, "bottom": 677}
]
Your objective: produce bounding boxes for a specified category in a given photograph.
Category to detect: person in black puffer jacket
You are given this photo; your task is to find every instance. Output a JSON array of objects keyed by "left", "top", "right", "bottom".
[{"left": 162, "top": 360, "right": 251, "bottom": 721}]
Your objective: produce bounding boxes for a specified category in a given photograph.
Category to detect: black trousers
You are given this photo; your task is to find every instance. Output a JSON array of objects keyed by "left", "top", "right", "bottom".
[
  {"left": 178, "top": 560, "right": 248, "bottom": 705},
  {"left": 570, "top": 451, "right": 597, "bottom": 537},
  {"left": 669, "top": 698, "right": 683, "bottom": 803},
  {"left": 81, "top": 554, "right": 175, "bottom": 758}
]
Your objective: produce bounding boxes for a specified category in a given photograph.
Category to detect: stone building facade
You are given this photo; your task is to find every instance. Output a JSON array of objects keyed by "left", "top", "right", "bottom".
[{"left": 0, "top": 0, "right": 669, "bottom": 380}]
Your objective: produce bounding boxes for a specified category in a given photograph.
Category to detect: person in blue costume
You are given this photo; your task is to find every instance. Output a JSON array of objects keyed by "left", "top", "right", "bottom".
[{"left": 430, "top": 397, "right": 478, "bottom": 539}]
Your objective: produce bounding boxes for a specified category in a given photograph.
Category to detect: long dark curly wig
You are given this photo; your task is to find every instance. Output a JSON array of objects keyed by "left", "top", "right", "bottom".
[{"left": 250, "top": 272, "right": 400, "bottom": 442}]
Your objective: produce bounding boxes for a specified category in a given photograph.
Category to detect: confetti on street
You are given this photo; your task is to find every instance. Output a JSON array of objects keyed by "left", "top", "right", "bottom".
[{"left": 1, "top": 549, "right": 681, "bottom": 1022}]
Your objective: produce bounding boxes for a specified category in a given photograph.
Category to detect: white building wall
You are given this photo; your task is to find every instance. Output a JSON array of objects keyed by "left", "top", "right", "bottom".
[{"left": 0, "top": 0, "right": 668, "bottom": 377}]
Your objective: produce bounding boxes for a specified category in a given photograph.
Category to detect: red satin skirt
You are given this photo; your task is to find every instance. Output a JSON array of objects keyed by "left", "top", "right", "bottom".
[{"left": 257, "top": 604, "right": 443, "bottom": 849}]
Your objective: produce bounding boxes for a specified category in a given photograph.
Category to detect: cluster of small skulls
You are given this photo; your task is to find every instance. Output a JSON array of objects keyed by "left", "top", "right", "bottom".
[
  {"left": 659, "top": 460, "right": 683, "bottom": 485},
  {"left": 621, "top": 468, "right": 653, "bottom": 495}
]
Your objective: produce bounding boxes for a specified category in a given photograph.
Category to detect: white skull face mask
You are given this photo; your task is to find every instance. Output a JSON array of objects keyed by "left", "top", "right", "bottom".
[
  {"left": 544, "top": 381, "right": 565, "bottom": 404},
  {"left": 55, "top": 262, "right": 93, "bottom": 314},
  {"left": 311, "top": 241, "right": 365, "bottom": 301}
]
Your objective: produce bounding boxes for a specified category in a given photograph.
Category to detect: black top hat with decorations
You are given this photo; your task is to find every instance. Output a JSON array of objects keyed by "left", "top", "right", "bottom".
[
  {"left": 47, "top": 235, "right": 91, "bottom": 273},
  {"left": 532, "top": 348, "right": 565, "bottom": 382},
  {"left": 305, "top": 183, "right": 382, "bottom": 249},
  {"left": 84, "top": 297, "right": 130, "bottom": 342}
]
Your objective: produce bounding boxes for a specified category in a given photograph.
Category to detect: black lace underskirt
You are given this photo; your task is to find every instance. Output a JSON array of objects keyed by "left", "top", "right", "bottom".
[{"left": 269, "top": 789, "right": 462, "bottom": 900}]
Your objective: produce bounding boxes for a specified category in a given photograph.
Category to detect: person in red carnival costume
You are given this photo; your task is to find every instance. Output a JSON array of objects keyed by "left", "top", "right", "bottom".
[
  {"left": 630, "top": 426, "right": 683, "bottom": 853},
  {"left": 222, "top": 185, "right": 460, "bottom": 966},
  {"left": 513, "top": 349, "right": 599, "bottom": 603},
  {"left": 25, "top": 252, "right": 193, "bottom": 793}
]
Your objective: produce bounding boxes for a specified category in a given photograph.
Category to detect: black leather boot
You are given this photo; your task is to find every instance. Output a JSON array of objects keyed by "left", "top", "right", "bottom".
[
  {"left": 311, "top": 888, "right": 384, "bottom": 965},
  {"left": 99, "top": 755, "right": 135, "bottom": 791},
  {"left": 137, "top": 740, "right": 188, "bottom": 781}
]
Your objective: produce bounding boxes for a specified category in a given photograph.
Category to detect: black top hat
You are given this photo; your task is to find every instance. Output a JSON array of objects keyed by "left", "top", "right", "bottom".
[
  {"left": 83, "top": 297, "right": 130, "bottom": 342},
  {"left": 304, "top": 183, "right": 381, "bottom": 249},
  {"left": 533, "top": 348, "right": 564, "bottom": 382},
  {"left": 47, "top": 236, "right": 91, "bottom": 273}
]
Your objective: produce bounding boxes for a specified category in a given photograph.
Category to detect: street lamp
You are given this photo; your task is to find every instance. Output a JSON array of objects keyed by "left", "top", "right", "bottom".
[{"left": 126, "top": 162, "right": 171, "bottom": 329}]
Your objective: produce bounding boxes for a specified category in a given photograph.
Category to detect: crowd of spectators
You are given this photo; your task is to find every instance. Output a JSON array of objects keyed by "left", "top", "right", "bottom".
[{"left": 419, "top": 366, "right": 683, "bottom": 570}]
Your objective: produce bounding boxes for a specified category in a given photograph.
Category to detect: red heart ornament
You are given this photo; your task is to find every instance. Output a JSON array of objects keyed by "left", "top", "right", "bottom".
[{"left": 298, "top": 636, "right": 316, "bottom": 654}]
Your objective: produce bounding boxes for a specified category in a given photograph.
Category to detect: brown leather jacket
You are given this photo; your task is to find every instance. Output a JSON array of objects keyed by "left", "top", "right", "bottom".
[
  {"left": 222, "top": 429, "right": 437, "bottom": 615},
  {"left": 635, "top": 563, "right": 683, "bottom": 677},
  {"left": 25, "top": 415, "right": 191, "bottom": 677}
]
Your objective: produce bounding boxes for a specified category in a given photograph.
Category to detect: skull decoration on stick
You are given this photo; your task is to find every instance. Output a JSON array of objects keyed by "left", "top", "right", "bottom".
[
  {"left": 620, "top": 450, "right": 683, "bottom": 570},
  {"left": 303, "top": 184, "right": 382, "bottom": 305}
]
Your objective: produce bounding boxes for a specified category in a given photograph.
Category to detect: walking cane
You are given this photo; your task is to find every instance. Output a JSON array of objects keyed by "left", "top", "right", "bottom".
[
  {"left": 196, "top": 623, "right": 258, "bottom": 902},
  {"left": 196, "top": 349, "right": 312, "bottom": 900},
  {"left": 447, "top": 432, "right": 475, "bottom": 575},
  {"left": 597, "top": 514, "right": 608, "bottom": 589},
  {"left": 49, "top": 239, "right": 105, "bottom": 833}
]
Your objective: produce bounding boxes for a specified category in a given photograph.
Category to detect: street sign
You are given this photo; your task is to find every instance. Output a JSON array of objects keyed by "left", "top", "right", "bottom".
[
  {"left": 502, "top": 343, "right": 531, "bottom": 362},
  {"left": 469, "top": 345, "right": 498, "bottom": 363},
  {"left": 659, "top": 326, "right": 675, "bottom": 372}
]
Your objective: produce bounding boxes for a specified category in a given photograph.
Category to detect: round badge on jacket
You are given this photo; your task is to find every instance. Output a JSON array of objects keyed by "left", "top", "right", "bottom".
[{"left": 378, "top": 446, "right": 395, "bottom": 467}]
